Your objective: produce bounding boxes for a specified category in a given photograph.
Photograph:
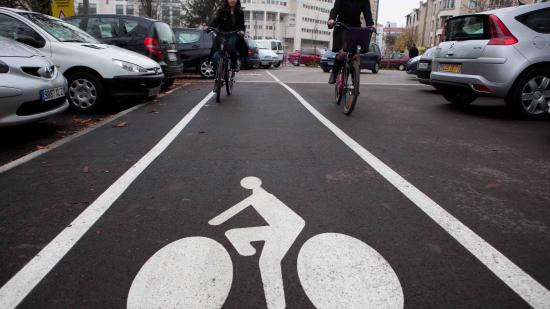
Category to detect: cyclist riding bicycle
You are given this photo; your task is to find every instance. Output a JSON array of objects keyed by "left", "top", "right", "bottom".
[
  {"left": 204, "top": 0, "right": 246, "bottom": 72},
  {"left": 327, "top": 0, "right": 375, "bottom": 84}
]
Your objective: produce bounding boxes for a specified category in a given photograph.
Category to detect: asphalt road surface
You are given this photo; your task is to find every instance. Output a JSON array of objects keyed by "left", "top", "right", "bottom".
[{"left": 1, "top": 68, "right": 549, "bottom": 308}]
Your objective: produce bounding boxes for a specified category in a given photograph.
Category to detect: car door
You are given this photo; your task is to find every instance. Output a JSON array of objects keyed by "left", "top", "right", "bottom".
[
  {"left": 0, "top": 12, "right": 49, "bottom": 56},
  {"left": 175, "top": 29, "right": 203, "bottom": 70}
]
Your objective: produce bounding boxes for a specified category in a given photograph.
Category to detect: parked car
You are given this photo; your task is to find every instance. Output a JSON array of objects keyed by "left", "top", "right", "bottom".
[
  {"left": 431, "top": 3, "right": 550, "bottom": 118},
  {"left": 320, "top": 43, "right": 382, "bottom": 74},
  {"left": 0, "top": 8, "right": 164, "bottom": 112},
  {"left": 288, "top": 48, "right": 324, "bottom": 66},
  {"left": 406, "top": 55, "right": 421, "bottom": 74},
  {"left": 64, "top": 14, "right": 181, "bottom": 89},
  {"left": 417, "top": 47, "right": 437, "bottom": 85},
  {"left": 380, "top": 53, "right": 410, "bottom": 70},
  {"left": 255, "top": 39, "right": 283, "bottom": 67},
  {"left": 0, "top": 37, "right": 68, "bottom": 126},
  {"left": 172, "top": 27, "right": 215, "bottom": 78},
  {"left": 242, "top": 39, "right": 261, "bottom": 70},
  {"left": 258, "top": 46, "right": 278, "bottom": 69}
]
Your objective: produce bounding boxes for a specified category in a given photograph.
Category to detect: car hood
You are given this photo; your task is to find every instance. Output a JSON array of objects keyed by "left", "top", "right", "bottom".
[
  {"left": 0, "top": 37, "right": 42, "bottom": 58},
  {"left": 61, "top": 43, "right": 161, "bottom": 68}
]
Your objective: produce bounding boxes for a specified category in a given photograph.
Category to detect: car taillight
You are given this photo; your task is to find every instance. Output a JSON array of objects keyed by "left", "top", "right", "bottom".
[
  {"left": 144, "top": 37, "right": 164, "bottom": 60},
  {"left": 248, "top": 48, "right": 253, "bottom": 56},
  {"left": 488, "top": 15, "right": 518, "bottom": 45}
]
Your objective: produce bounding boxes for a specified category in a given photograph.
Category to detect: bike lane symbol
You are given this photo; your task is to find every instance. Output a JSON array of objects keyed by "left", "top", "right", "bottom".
[{"left": 128, "top": 177, "right": 403, "bottom": 309}]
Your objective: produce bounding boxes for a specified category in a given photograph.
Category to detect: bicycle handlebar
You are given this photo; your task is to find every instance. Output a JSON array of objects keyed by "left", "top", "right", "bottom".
[
  {"left": 332, "top": 22, "right": 377, "bottom": 34},
  {"left": 206, "top": 27, "right": 242, "bottom": 36}
]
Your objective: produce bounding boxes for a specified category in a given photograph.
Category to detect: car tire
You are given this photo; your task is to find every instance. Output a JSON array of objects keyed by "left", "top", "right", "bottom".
[
  {"left": 442, "top": 88, "right": 478, "bottom": 105},
  {"left": 160, "top": 78, "right": 175, "bottom": 91},
  {"left": 322, "top": 68, "right": 331, "bottom": 73},
  {"left": 199, "top": 59, "right": 215, "bottom": 79},
  {"left": 273, "top": 62, "right": 281, "bottom": 68},
  {"left": 398, "top": 64, "right": 405, "bottom": 71},
  {"left": 506, "top": 68, "right": 550, "bottom": 119},
  {"left": 67, "top": 71, "right": 105, "bottom": 113},
  {"left": 262, "top": 64, "right": 272, "bottom": 69},
  {"left": 372, "top": 63, "right": 380, "bottom": 74}
]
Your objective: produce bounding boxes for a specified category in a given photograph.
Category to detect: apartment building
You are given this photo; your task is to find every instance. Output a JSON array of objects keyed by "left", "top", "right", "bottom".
[
  {"left": 406, "top": 0, "right": 546, "bottom": 48},
  {"left": 242, "top": 0, "right": 379, "bottom": 51}
]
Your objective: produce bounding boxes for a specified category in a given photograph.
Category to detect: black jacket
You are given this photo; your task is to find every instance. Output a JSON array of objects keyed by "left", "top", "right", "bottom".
[
  {"left": 329, "top": 0, "right": 374, "bottom": 27},
  {"left": 209, "top": 9, "right": 248, "bottom": 59},
  {"left": 210, "top": 9, "right": 246, "bottom": 32}
]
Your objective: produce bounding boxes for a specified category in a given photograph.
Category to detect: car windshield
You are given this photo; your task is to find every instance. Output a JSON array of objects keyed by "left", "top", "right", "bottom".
[
  {"left": 18, "top": 13, "right": 99, "bottom": 43},
  {"left": 247, "top": 40, "right": 258, "bottom": 48}
]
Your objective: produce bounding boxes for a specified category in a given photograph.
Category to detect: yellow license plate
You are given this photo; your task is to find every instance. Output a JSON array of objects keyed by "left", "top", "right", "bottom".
[{"left": 441, "top": 63, "right": 462, "bottom": 73}]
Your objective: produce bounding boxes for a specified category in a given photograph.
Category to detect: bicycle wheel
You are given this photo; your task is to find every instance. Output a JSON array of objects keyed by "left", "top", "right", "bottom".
[
  {"left": 297, "top": 233, "right": 403, "bottom": 309},
  {"left": 343, "top": 61, "right": 360, "bottom": 115},
  {"left": 334, "top": 68, "right": 344, "bottom": 105},
  {"left": 215, "top": 58, "right": 224, "bottom": 103},
  {"left": 128, "top": 237, "right": 233, "bottom": 309}
]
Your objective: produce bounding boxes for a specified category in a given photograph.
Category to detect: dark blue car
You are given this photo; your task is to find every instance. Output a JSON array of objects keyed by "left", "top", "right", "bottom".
[{"left": 320, "top": 43, "right": 382, "bottom": 74}]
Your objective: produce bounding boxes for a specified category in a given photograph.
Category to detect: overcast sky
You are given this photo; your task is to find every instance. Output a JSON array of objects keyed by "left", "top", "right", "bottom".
[{"left": 377, "top": 0, "right": 420, "bottom": 27}]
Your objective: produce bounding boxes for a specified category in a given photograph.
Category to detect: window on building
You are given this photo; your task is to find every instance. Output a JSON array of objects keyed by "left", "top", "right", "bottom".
[
  {"left": 126, "top": 5, "right": 134, "bottom": 16},
  {"left": 116, "top": 4, "right": 124, "bottom": 15}
]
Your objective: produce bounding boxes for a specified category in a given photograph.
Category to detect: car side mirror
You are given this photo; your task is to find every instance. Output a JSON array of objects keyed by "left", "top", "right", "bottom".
[{"left": 17, "top": 35, "right": 45, "bottom": 49}]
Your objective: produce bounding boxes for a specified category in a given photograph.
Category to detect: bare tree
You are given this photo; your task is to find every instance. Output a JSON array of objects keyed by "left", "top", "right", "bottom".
[
  {"left": 140, "top": 0, "right": 161, "bottom": 19},
  {"left": 0, "top": 0, "right": 51, "bottom": 14},
  {"left": 181, "top": 0, "right": 220, "bottom": 27}
]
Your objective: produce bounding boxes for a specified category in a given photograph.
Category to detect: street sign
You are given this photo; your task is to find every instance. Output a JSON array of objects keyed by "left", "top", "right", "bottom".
[{"left": 51, "top": 0, "right": 74, "bottom": 19}]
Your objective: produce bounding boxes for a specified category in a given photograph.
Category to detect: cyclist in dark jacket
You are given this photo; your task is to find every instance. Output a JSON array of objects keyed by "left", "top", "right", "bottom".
[
  {"left": 327, "top": 0, "right": 374, "bottom": 84},
  {"left": 206, "top": 0, "right": 246, "bottom": 71}
]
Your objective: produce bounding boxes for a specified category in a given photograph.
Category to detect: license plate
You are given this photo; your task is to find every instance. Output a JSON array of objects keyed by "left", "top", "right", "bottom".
[
  {"left": 418, "top": 62, "right": 428, "bottom": 69},
  {"left": 168, "top": 52, "right": 177, "bottom": 62},
  {"left": 40, "top": 87, "right": 65, "bottom": 103},
  {"left": 148, "top": 87, "right": 160, "bottom": 97},
  {"left": 441, "top": 63, "right": 461, "bottom": 73},
  {"left": 328, "top": 62, "right": 334, "bottom": 66}
]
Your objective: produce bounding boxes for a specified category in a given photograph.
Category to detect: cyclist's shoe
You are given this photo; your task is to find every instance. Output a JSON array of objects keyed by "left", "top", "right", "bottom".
[{"left": 328, "top": 72, "right": 337, "bottom": 84}]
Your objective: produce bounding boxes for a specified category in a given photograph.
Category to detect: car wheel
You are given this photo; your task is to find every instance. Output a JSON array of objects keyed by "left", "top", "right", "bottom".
[
  {"left": 67, "top": 71, "right": 105, "bottom": 113},
  {"left": 506, "top": 68, "right": 550, "bottom": 118},
  {"left": 372, "top": 63, "right": 380, "bottom": 74},
  {"left": 322, "top": 68, "right": 331, "bottom": 73},
  {"left": 160, "top": 78, "right": 175, "bottom": 91},
  {"left": 262, "top": 64, "right": 272, "bottom": 69},
  {"left": 398, "top": 64, "right": 405, "bottom": 71},
  {"left": 442, "top": 88, "right": 478, "bottom": 105},
  {"left": 199, "top": 59, "right": 215, "bottom": 79},
  {"left": 273, "top": 62, "right": 281, "bottom": 68}
]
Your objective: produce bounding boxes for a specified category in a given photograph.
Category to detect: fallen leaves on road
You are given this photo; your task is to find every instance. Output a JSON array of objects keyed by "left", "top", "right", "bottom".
[
  {"left": 36, "top": 145, "right": 49, "bottom": 150},
  {"left": 113, "top": 121, "right": 127, "bottom": 128},
  {"left": 82, "top": 166, "right": 89, "bottom": 173},
  {"left": 148, "top": 109, "right": 159, "bottom": 114}
]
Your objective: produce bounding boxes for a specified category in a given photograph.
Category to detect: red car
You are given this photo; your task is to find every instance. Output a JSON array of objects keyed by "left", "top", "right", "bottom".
[
  {"left": 288, "top": 48, "right": 324, "bottom": 66},
  {"left": 380, "top": 53, "right": 410, "bottom": 71}
]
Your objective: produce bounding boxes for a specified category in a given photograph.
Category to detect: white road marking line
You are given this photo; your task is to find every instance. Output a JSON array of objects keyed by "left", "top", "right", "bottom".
[
  {"left": 0, "top": 91, "right": 215, "bottom": 309},
  {"left": 265, "top": 70, "right": 550, "bottom": 309},
  {"left": 0, "top": 84, "right": 186, "bottom": 175},
  {"left": 238, "top": 80, "right": 427, "bottom": 86}
]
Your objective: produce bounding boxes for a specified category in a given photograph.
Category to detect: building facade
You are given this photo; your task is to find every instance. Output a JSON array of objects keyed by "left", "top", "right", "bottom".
[{"left": 405, "top": 0, "right": 547, "bottom": 49}]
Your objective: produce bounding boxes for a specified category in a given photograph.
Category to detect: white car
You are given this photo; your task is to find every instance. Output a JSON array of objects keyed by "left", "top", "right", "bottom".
[
  {"left": 257, "top": 46, "right": 279, "bottom": 69},
  {"left": 0, "top": 37, "right": 68, "bottom": 127},
  {"left": 255, "top": 39, "right": 284, "bottom": 67},
  {"left": 0, "top": 8, "right": 164, "bottom": 112}
]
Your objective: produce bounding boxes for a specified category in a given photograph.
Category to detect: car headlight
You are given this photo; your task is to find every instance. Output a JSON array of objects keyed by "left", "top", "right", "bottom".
[
  {"left": 113, "top": 59, "right": 147, "bottom": 73},
  {"left": 0, "top": 60, "right": 9, "bottom": 73}
]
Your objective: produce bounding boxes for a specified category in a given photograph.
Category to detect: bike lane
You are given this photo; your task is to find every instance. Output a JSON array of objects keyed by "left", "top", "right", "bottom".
[{"left": 8, "top": 82, "right": 534, "bottom": 308}]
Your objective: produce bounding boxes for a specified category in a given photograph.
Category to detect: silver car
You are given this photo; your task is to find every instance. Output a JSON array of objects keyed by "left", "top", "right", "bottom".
[
  {"left": 431, "top": 3, "right": 550, "bottom": 118},
  {"left": 0, "top": 37, "right": 68, "bottom": 127}
]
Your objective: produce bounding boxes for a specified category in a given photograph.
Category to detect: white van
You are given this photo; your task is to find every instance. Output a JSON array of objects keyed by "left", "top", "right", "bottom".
[
  {"left": 255, "top": 39, "right": 284, "bottom": 67},
  {"left": 0, "top": 8, "right": 164, "bottom": 112}
]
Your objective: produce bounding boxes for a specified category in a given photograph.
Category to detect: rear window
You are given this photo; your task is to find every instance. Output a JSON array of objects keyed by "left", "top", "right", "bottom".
[
  {"left": 176, "top": 31, "right": 200, "bottom": 43},
  {"left": 152, "top": 22, "right": 175, "bottom": 44},
  {"left": 516, "top": 8, "right": 550, "bottom": 34},
  {"left": 445, "top": 15, "right": 487, "bottom": 41},
  {"left": 246, "top": 40, "right": 258, "bottom": 48}
]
